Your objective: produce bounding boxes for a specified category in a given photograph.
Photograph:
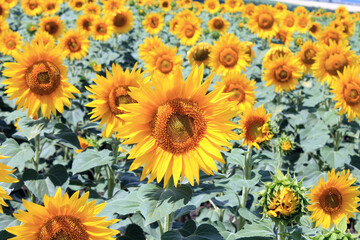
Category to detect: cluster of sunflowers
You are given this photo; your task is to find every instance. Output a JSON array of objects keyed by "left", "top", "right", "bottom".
[{"left": 0, "top": 0, "right": 359, "bottom": 239}]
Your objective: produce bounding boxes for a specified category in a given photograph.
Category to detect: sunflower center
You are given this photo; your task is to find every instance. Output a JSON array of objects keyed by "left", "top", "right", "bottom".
[
  {"left": 320, "top": 187, "right": 342, "bottom": 213},
  {"left": 47, "top": 3, "right": 55, "bottom": 10},
  {"left": 274, "top": 66, "right": 292, "bottom": 83},
  {"left": 285, "top": 16, "right": 295, "bottom": 27},
  {"left": 162, "top": 2, "right": 168, "bottom": 8},
  {"left": 302, "top": 48, "right": 316, "bottom": 65},
  {"left": 325, "top": 53, "right": 348, "bottom": 76},
  {"left": 309, "top": 24, "right": 318, "bottom": 34},
  {"left": 258, "top": 13, "right": 274, "bottom": 29},
  {"left": 38, "top": 215, "right": 89, "bottom": 240},
  {"left": 82, "top": 20, "right": 91, "bottom": 31},
  {"left": 275, "top": 30, "right": 287, "bottom": 43},
  {"left": 96, "top": 24, "right": 106, "bottom": 34},
  {"left": 151, "top": 98, "right": 206, "bottom": 154},
  {"left": 67, "top": 37, "right": 81, "bottom": 52},
  {"left": 219, "top": 48, "right": 238, "bottom": 68},
  {"left": 225, "top": 83, "right": 245, "bottom": 103},
  {"left": 208, "top": 2, "right": 216, "bottom": 9},
  {"left": 6, "top": 39, "right": 16, "bottom": 49},
  {"left": 29, "top": 0, "right": 38, "bottom": 10},
  {"left": 193, "top": 48, "right": 210, "bottom": 62},
  {"left": 114, "top": 13, "right": 127, "bottom": 27},
  {"left": 213, "top": 19, "right": 224, "bottom": 29},
  {"left": 298, "top": 18, "right": 307, "bottom": 28},
  {"left": 344, "top": 84, "right": 360, "bottom": 105},
  {"left": 150, "top": 17, "right": 159, "bottom": 28},
  {"left": 156, "top": 56, "right": 174, "bottom": 74},
  {"left": 228, "top": 0, "right": 236, "bottom": 8},
  {"left": 184, "top": 24, "right": 195, "bottom": 38},
  {"left": 324, "top": 32, "right": 340, "bottom": 45},
  {"left": 247, "top": 119, "right": 266, "bottom": 140},
  {"left": 75, "top": 1, "right": 83, "bottom": 8},
  {"left": 45, "top": 21, "right": 59, "bottom": 35},
  {"left": 25, "top": 60, "right": 61, "bottom": 96},
  {"left": 108, "top": 86, "right": 136, "bottom": 115}
]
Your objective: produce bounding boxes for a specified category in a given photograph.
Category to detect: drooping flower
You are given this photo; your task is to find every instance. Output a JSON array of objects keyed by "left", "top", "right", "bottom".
[
  {"left": 75, "top": 137, "right": 93, "bottom": 153},
  {"left": 307, "top": 169, "right": 360, "bottom": 229},
  {"left": 5, "top": 188, "right": 119, "bottom": 239},
  {"left": 187, "top": 42, "right": 212, "bottom": 67}
]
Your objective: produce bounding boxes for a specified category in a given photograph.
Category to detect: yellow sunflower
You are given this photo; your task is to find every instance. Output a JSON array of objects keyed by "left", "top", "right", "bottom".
[
  {"left": 144, "top": 44, "right": 183, "bottom": 78},
  {"left": 210, "top": 33, "right": 250, "bottom": 76},
  {"left": 31, "top": 30, "right": 55, "bottom": 46},
  {"left": 0, "top": 155, "right": 19, "bottom": 214},
  {"left": 84, "top": 2, "right": 101, "bottom": 16},
  {"left": 3, "top": 0, "right": 17, "bottom": 9},
  {"left": 208, "top": 16, "right": 230, "bottom": 33},
  {"left": 39, "top": 15, "right": 65, "bottom": 39},
  {"left": 247, "top": 4, "right": 280, "bottom": 39},
  {"left": 41, "top": 0, "right": 60, "bottom": 15},
  {"left": 295, "top": 14, "right": 310, "bottom": 33},
  {"left": 331, "top": 19, "right": 355, "bottom": 38},
  {"left": 5, "top": 188, "right": 119, "bottom": 239},
  {"left": 86, "top": 63, "right": 145, "bottom": 138},
  {"left": 267, "top": 187, "right": 299, "bottom": 218},
  {"left": 174, "top": 16, "right": 202, "bottom": 46},
  {"left": 239, "top": 104, "right": 273, "bottom": 149},
  {"left": 215, "top": 72, "right": 257, "bottom": 112},
  {"left": 294, "top": 6, "right": 308, "bottom": 15},
  {"left": 111, "top": 7, "right": 133, "bottom": 34},
  {"left": 307, "top": 169, "right": 360, "bottom": 229},
  {"left": 91, "top": 17, "right": 113, "bottom": 41},
  {"left": 263, "top": 44, "right": 293, "bottom": 65},
  {"left": 317, "top": 25, "right": 346, "bottom": 46},
  {"left": 116, "top": 65, "right": 239, "bottom": 187},
  {"left": 224, "top": 0, "right": 243, "bottom": 13},
  {"left": 281, "top": 11, "right": 296, "bottom": 32},
  {"left": 243, "top": 41, "right": 255, "bottom": 64},
  {"left": 331, "top": 65, "right": 360, "bottom": 121},
  {"left": 2, "top": 41, "right": 80, "bottom": 118},
  {"left": 308, "top": 21, "right": 322, "bottom": 38},
  {"left": 159, "top": 0, "right": 171, "bottom": 12},
  {"left": 312, "top": 40, "right": 356, "bottom": 86},
  {"left": 0, "top": 29, "right": 22, "bottom": 57},
  {"left": 263, "top": 54, "right": 302, "bottom": 93},
  {"left": 68, "top": 0, "right": 86, "bottom": 11},
  {"left": 0, "top": 19, "right": 9, "bottom": 35},
  {"left": 103, "top": 0, "right": 124, "bottom": 14},
  {"left": 192, "top": 1, "right": 203, "bottom": 15},
  {"left": 242, "top": 3, "right": 255, "bottom": 17},
  {"left": 274, "top": 28, "right": 293, "bottom": 47},
  {"left": 0, "top": 1, "right": 9, "bottom": 19},
  {"left": 59, "top": 29, "right": 90, "bottom": 60},
  {"left": 187, "top": 42, "right": 212, "bottom": 67},
  {"left": 21, "top": 0, "right": 42, "bottom": 16},
  {"left": 143, "top": 12, "right": 164, "bottom": 35},
  {"left": 76, "top": 14, "right": 94, "bottom": 35},
  {"left": 138, "top": 36, "right": 164, "bottom": 61},
  {"left": 274, "top": 2, "right": 287, "bottom": 13},
  {"left": 297, "top": 40, "right": 319, "bottom": 75},
  {"left": 204, "top": 0, "right": 220, "bottom": 14}
]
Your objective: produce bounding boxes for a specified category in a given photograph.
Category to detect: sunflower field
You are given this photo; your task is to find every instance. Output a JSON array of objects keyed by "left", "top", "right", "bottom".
[{"left": 0, "top": 0, "right": 360, "bottom": 239}]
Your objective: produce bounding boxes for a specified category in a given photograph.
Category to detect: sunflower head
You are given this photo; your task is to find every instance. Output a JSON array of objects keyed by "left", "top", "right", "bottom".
[
  {"left": 69, "top": 0, "right": 86, "bottom": 11},
  {"left": 174, "top": 15, "right": 202, "bottom": 46},
  {"left": 307, "top": 169, "right": 360, "bottom": 229},
  {"left": 41, "top": 0, "right": 60, "bottom": 15},
  {"left": 208, "top": 16, "right": 230, "bottom": 33},
  {"left": 138, "top": 36, "right": 164, "bottom": 61},
  {"left": 259, "top": 169, "right": 308, "bottom": 225},
  {"left": 111, "top": 8, "right": 134, "bottom": 34},
  {"left": 76, "top": 14, "right": 94, "bottom": 35},
  {"left": 59, "top": 29, "right": 90, "bottom": 60},
  {"left": 91, "top": 17, "right": 113, "bottom": 41},
  {"left": 282, "top": 11, "right": 296, "bottom": 32},
  {"left": 39, "top": 16, "right": 65, "bottom": 39},
  {"left": 247, "top": 4, "right": 280, "bottom": 39},
  {"left": 263, "top": 44, "right": 293, "bottom": 65},
  {"left": 224, "top": 0, "right": 243, "bottom": 13},
  {"left": 142, "top": 12, "right": 164, "bottom": 35},
  {"left": 0, "top": 29, "right": 22, "bottom": 57},
  {"left": 297, "top": 40, "right": 319, "bottom": 75},
  {"left": 187, "top": 42, "right": 213, "bottom": 67},
  {"left": 31, "top": 30, "right": 55, "bottom": 46},
  {"left": 21, "top": 0, "right": 42, "bottom": 16},
  {"left": 204, "top": 0, "right": 220, "bottom": 14},
  {"left": 239, "top": 104, "right": 273, "bottom": 149},
  {"left": 317, "top": 25, "right": 346, "bottom": 46},
  {"left": 274, "top": 28, "right": 294, "bottom": 47},
  {"left": 308, "top": 21, "right": 322, "bottom": 37}
]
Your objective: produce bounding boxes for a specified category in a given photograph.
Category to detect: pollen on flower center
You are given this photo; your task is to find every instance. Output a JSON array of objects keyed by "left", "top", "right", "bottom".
[
  {"left": 45, "top": 22, "right": 59, "bottom": 35},
  {"left": 184, "top": 25, "right": 195, "bottom": 38},
  {"left": 25, "top": 60, "right": 61, "bottom": 95},
  {"left": 303, "top": 48, "right": 316, "bottom": 64},
  {"left": 151, "top": 98, "right": 207, "bottom": 154},
  {"left": 150, "top": 18, "right": 159, "bottom": 28},
  {"left": 213, "top": 19, "right": 224, "bottom": 29},
  {"left": 219, "top": 48, "right": 238, "bottom": 68},
  {"left": 224, "top": 83, "right": 245, "bottom": 103},
  {"left": 67, "top": 38, "right": 81, "bottom": 52},
  {"left": 114, "top": 13, "right": 127, "bottom": 27},
  {"left": 274, "top": 67, "right": 292, "bottom": 83},
  {"left": 344, "top": 84, "right": 360, "bottom": 105},
  {"left": 6, "top": 40, "right": 15, "bottom": 49},
  {"left": 156, "top": 57, "right": 173, "bottom": 74},
  {"left": 320, "top": 187, "right": 342, "bottom": 213},
  {"left": 193, "top": 48, "right": 210, "bottom": 62},
  {"left": 108, "top": 86, "right": 136, "bottom": 115},
  {"left": 325, "top": 53, "right": 348, "bottom": 76},
  {"left": 96, "top": 25, "right": 106, "bottom": 34},
  {"left": 258, "top": 13, "right": 274, "bottom": 29},
  {"left": 38, "top": 215, "right": 89, "bottom": 240}
]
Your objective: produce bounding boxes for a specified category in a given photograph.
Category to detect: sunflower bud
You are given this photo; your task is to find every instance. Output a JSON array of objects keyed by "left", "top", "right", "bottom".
[
  {"left": 310, "top": 229, "right": 358, "bottom": 240},
  {"left": 26, "top": 23, "right": 37, "bottom": 34},
  {"left": 295, "top": 36, "right": 304, "bottom": 46},
  {"left": 258, "top": 169, "right": 308, "bottom": 225},
  {"left": 278, "top": 133, "right": 295, "bottom": 153},
  {"left": 211, "top": 30, "right": 220, "bottom": 39},
  {"left": 203, "top": 28, "right": 210, "bottom": 35},
  {"left": 129, "top": 0, "right": 135, "bottom": 6}
]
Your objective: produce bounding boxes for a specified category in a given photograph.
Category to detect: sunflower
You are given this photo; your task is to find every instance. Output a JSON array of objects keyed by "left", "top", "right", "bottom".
[
  {"left": 297, "top": 40, "right": 319, "bottom": 75},
  {"left": 0, "top": 1, "right": 9, "bottom": 19},
  {"left": 159, "top": 0, "right": 171, "bottom": 12},
  {"left": 68, "top": 0, "right": 86, "bottom": 11},
  {"left": 187, "top": 42, "right": 212, "bottom": 67},
  {"left": 294, "top": 6, "right": 308, "bottom": 15},
  {"left": 2, "top": 41, "right": 80, "bottom": 118},
  {"left": 76, "top": 14, "right": 94, "bottom": 35},
  {"left": 208, "top": 16, "right": 230, "bottom": 33},
  {"left": 59, "top": 29, "right": 90, "bottom": 60},
  {"left": 174, "top": 15, "right": 202, "bottom": 46},
  {"left": 263, "top": 54, "right": 302, "bottom": 93},
  {"left": 0, "top": 155, "right": 18, "bottom": 214},
  {"left": 215, "top": 72, "right": 256, "bottom": 112},
  {"left": 335, "top": 5, "right": 348, "bottom": 16},
  {"left": 86, "top": 63, "right": 145, "bottom": 138},
  {"left": 263, "top": 44, "right": 293, "bottom": 65},
  {"left": 192, "top": 1, "right": 203, "bottom": 15},
  {"left": 274, "top": 28, "right": 293, "bottom": 47},
  {"left": 0, "top": 19, "right": 9, "bottom": 36},
  {"left": 274, "top": 2, "right": 287, "bottom": 13},
  {"left": 242, "top": 3, "right": 255, "bottom": 17},
  {"left": 307, "top": 169, "right": 360, "bottom": 229},
  {"left": 247, "top": 5, "right": 280, "bottom": 39},
  {"left": 331, "top": 19, "right": 355, "bottom": 38},
  {"left": 5, "top": 188, "right": 119, "bottom": 239},
  {"left": 21, "top": 0, "right": 42, "bottom": 16},
  {"left": 312, "top": 40, "right": 356, "bottom": 86},
  {"left": 317, "top": 25, "right": 346, "bottom": 46},
  {"left": 31, "top": 30, "right": 55, "bottom": 46},
  {"left": 116, "top": 65, "right": 239, "bottom": 187},
  {"left": 0, "top": 30, "right": 22, "bottom": 57},
  {"left": 267, "top": 187, "right": 299, "bottom": 218},
  {"left": 91, "top": 17, "right": 113, "bottom": 41},
  {"left": 103, "top": 0, "right": 124, "bottom": 14},
  {"left": 169, "top": 10, "right": 195, "bottom": 35},
  {"left": 3, "top": 0, "right": 17, "bottom": 9},
  {"left": 210, "top": 33, "right": 250, "bottom": 76},
  {"left": 143, "top": 12, "right": 164, "bottom": 35},
  {"left": 84, "top": 2, "right": 101, "bottom": 16},
  {"left": 41, "top": 0, "right": 60, "bottom": 15},
  {"left": 39, "top": 16, "right": 65, "bottom": 39},
  {"left": 138, "top": 36, "right": 164, "bottom": 61},
  {"left": 224, "top": 0, "right": 243, "bottom": 13},
  {"left": 243, "top": 41, "right": 256, "bottom": 64},
  {"left": 111, "top": 7, "right": 133, "bottom": 34},
  {"left": 308, "top": 21, "right": 322, "bottom": 38},
  {"left": 281, "top": 11, "right": 296, "bottom": 32},
  {"left": 295, "top": 14, "right": 310, "bottom": 33},
  {"left": 204, "top": 0, "right": 220, "bottom": 14},
  {"left": 331, "top": 65, "right": 360, "bottom": 121},
  {"left": 144, "top": 44, "right": 183, "bottom": 78}
]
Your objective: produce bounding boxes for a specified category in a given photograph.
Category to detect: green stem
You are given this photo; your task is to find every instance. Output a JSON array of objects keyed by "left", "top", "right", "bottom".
[
  {"left": 278, "top": 224, "right": 286, "bottom": 240},
  {"left": 33, "top": 133, "right": 40, "bottom": 172},
  {"left": 158, "top": 220, "right": 164, "bottom": 235},
  {"left": 164, "top": 178, "right": 174, "bottom": 233},
  {"left": 107, "top": 139, "right": 120, "bottom": 198}
]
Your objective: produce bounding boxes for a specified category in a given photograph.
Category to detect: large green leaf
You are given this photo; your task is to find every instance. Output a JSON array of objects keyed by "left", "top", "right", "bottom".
[
  {"left": 71, "top": 149, "right": 113, "bottom": 174},
  {"left": 17, "top": 117, "right": 48, "bottom": 140},
  {"left": 99, "top": 191, "right": 141, "bottom": 218},
  {"left": 46, "top": 164, "right": 68, "bottom": 186},
  {"left": 118, "top": 224, "right": 146, "bottom": 240},
  {"left": 0, "top": 138, "right": 34, "bottom": 171},
  {"left": 44, "top": 123, "right": 81, "bottom": 149},
  {"left": 300, "top": 121, "right": 330, "bottom": 153}
]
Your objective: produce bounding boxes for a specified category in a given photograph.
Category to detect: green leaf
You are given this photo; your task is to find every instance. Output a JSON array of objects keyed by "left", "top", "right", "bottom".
[
  {"left": 238, "top": 208, "right": 258, "bottom": 222},
  {"left": 46, "top": 165, "right": 68, "bottom": 186},
  {"left": 138, "top": 184, "right": 192, "bottom": 225},
  {"left": 71, "top": 149, "right": 113, "bottom": 174},
  {"left": 44, "top": 123, "right": 80, "bottom": 149},
  {"left": 17, "top": 117, "right": 48, "bottom": 140},
  {"left": 22, "top": 168, "right": 40, "bottom": 181},
  {"left": 300, "top": 121, "right": 330, "bottom": 153},
  {"left": 337, "top": 216, "right": 347, "bottom": 233},
  {"left": 0, "top": 214, "right": 20, "bottom": 230},
  {"left": 24, "top": 177, "right": 58, "bottom": 200},
  {"left": 161, "top": 221, "right": 223, "bottom": 240},
  {"left": 225, "top": 148, "right": 245, "bottom": 168},
  {"left": 0, "top": 139, "right": 34, "bottom": 171},
  {"left": 100, "top": 191, "right": 141, "bottom": 217},
  {"left": 320, "top": 146, "right": 351, "bottom": 169},
  {"left": 178, "top": 220, "right": 197, "bottom": 237},
  {"left": 235, "top": 220, "right": 274, "bottom": 238},
  {"left": 174, "top": 205, "right": 196, "bottom": 219},
  {"left": 161, "top": 231, "right": 182, "bottom": 240},
  {"left": 118, "top": 224, "right": 146, "bottom": 240}
]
